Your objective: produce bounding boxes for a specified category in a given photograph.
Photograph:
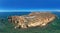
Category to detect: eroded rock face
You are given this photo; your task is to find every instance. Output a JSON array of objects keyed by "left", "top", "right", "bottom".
[{"left": 8, "top": 12, "right": 56, "bottom": 29}]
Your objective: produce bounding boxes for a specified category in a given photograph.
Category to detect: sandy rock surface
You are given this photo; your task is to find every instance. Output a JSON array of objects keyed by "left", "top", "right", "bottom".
[{"left": 8, "top": 12, "right": 56, "bottom": 29}]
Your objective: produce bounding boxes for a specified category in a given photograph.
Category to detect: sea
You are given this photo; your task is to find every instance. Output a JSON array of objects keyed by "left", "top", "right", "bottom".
[{"left": 0, "top": 12, "right": 60, "bottom": 33}]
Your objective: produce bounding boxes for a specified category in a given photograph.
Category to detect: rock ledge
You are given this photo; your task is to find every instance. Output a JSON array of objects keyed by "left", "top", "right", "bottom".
[{"left": 8, "top": 12, "right": 56, "bottom": 29}]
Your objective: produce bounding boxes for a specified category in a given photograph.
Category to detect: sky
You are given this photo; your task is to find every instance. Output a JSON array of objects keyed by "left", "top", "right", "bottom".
[{"left": 0, "top": 0, "right": 60, "bottom": 12}]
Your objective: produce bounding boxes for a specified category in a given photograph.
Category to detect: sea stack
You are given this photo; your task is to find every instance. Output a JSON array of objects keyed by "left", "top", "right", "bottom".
[{"left": 8, "top": 12, "right": 56, "bottom": 29}]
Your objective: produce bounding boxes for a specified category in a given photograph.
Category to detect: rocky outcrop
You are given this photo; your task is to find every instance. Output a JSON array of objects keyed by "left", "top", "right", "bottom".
[{"left": 8, "top": 12, "right": 56, "bottom": 29}]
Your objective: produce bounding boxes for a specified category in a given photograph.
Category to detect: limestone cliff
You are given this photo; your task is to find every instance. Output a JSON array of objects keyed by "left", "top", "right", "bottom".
[{"left": 8, "top": 12, "right": 56, "bottom": 29}]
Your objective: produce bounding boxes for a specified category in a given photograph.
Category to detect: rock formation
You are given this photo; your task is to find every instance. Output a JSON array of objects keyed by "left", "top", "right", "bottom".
[{"left": 8, "top": 12, "right": 56, "bottom": 29}]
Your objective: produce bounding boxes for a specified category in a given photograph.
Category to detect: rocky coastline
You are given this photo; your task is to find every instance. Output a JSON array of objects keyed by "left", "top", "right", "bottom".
[{"left": 8, "top": 12, "right": 56, "bottom": 29}]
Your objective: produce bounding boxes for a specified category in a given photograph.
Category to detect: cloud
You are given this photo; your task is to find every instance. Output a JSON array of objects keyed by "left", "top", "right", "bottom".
[{"left": 0, "top": 9, "right": 60, "bottom": 12}]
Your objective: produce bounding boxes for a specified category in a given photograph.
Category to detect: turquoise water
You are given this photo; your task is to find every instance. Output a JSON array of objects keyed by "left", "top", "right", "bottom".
[{"left": 0, "top": 12, "right": 60, "bottom": 33}]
